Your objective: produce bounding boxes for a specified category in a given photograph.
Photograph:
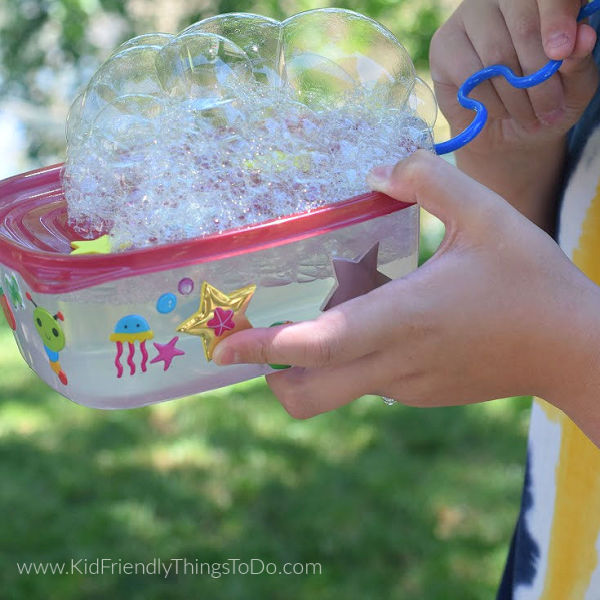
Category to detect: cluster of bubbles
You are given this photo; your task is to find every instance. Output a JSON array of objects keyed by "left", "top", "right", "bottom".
[{"left": 63, "top": 9, "right": 437, "bottom": 250}]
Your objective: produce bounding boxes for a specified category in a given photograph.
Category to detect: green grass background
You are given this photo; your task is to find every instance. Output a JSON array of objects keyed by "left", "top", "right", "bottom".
[{"left": 0, "top": 225, "right": 531, "bottom": 599}]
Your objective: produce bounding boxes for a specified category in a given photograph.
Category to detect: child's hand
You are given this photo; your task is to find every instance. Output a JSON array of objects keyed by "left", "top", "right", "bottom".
[
  {"left": 213, "top": 152, "right": 600, "bottom": 444},
  {"left": 429, "top": 0, "right": 598, "bottom": 229},
  {"left": 430, "top": 0, "right": 597, "bottom": 152}
]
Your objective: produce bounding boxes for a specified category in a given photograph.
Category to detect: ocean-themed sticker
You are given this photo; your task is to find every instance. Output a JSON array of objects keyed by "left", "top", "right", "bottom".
[
  {"left": 150, "top": 336, "right": 185, "bottom": 371},
  {"left": 156, "top": 293, "right": 177, "bottom": 314},
  {"left": 4, "top": 272, "right": 25, "bottom": 310},
  {"left": 109, "top": 315, "right": 154, "bottom": 378},
  {"left": 26, "top": 292, "right": 68, "bottom": 386},
  {"left": 177, "top": 281, "right": 256, "bottom": 361}
]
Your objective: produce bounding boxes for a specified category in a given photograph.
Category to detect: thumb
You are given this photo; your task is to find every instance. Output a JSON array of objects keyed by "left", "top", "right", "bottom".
[
  {"left": 559, "top": 23, "right": 599, "bottom": 111},
  {"left": 366, "top": 150, "right": 502, "bottom": 230},
  {"left": 537, "top": 0, "right": 580, "bottom": 60}
]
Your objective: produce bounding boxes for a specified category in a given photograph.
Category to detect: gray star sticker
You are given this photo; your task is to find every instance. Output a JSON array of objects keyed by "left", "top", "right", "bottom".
[{"left": 321, "top": 242, "right": 391, "bottom": 311}]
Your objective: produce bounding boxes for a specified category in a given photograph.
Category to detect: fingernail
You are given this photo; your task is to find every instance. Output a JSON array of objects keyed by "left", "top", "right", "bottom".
[
  {"left": 213, "top": 345, "right": 238, "bottom": 366},
  {"left": 366, "top": 165, "right": 394, "bottom": 192}
]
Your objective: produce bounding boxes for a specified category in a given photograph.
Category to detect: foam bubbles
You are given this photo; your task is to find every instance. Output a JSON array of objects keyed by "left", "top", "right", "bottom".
[{"left": 63, "top": 9, "right": 437, "bottom": 251}]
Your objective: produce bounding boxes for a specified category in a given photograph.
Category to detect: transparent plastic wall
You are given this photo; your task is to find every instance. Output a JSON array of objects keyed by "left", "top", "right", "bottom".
[{"left": 5, "top": 204, "right": 418, "bottom": 408}]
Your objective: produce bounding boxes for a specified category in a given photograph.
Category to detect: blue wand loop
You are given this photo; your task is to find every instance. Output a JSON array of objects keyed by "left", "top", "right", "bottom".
[{"left": 434, "top": 0, "right": 600, "bottom": 155}]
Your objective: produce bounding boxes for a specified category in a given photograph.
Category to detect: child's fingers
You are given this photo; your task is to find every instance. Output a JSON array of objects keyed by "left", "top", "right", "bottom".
[
  {"left": 212, "top": 290, "right": 396, "bottom": 368},
  {"left": 215, "top": 153, "right": 507, "bottom": 372},
  {"left": 430, "top": 18, "right": 506, "bottom": 125},
  {"left": 559, "top": 23, "right": 599, "bottom": 108},
  {"left": 462, "top": 0, "right": 538, "bottom": 128},
  {"left": 265, "top": 351, "right": 389, "bottom": 419},
  {"left": 537, "top": 0, "right": 580, "bottom": 59},
  {"left": 502, "top": 0, "right": 566, "bottom": 122},
  {"left": 366, "top": 150, "right": 507, "bottom": 232}
]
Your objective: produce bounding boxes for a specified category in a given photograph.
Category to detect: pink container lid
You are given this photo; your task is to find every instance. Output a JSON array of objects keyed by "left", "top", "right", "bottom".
[{"left": 0, "top": 164, "right": 413, "bottom": 294}]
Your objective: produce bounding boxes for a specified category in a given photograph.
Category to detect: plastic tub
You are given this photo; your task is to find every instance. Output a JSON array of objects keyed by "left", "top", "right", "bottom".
[{"left": 0, "top": 164, "right": 418, "bottom": 408}]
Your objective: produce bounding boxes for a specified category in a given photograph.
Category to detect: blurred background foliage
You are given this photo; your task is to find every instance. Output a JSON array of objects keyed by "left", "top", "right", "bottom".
[{"left": 0, "top": 1, "right": 531, "bottom": 599}]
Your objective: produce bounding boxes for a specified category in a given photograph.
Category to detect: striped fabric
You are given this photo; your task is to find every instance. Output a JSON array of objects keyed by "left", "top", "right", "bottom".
[{"left": 498, "top": 16, "right": 600, "bottom": 599}]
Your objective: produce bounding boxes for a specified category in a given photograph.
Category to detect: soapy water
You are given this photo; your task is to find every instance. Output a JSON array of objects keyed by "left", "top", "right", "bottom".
[{"left": 62, "top": 10, "right": 436, "bottom": 250}]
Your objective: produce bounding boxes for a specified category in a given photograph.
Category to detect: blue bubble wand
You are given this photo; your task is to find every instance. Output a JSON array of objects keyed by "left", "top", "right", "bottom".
[{"left": 434, "top": 0, "right": 600, "bottom": 155}]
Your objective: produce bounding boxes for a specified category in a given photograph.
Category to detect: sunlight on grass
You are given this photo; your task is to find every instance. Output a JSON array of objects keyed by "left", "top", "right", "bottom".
[
  {"left": 108, "top": 500, "right": 169, "bottom": 540},
  {"left": 0, "top": 401, "right": 54, "bottom": 436}
]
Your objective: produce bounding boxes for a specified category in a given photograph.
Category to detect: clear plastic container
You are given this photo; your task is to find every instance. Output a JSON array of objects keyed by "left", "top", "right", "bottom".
[{"left": 0, "top": 165, "right": 418, "bottom": 408}]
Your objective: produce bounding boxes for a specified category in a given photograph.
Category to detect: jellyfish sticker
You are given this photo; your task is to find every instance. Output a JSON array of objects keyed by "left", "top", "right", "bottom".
[
  {"left": 26, "top": 292, "right": 68, "bottom": 385},
  {"left": 109, "top": 315, "right": 154, "bottom": 378}
]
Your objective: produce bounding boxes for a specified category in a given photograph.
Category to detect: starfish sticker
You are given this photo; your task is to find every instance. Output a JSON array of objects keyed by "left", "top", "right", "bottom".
[
  {"left": 70, "top": 234, "right": 112, "bottom": 255},
  {"left": 150, "top": 336, "right": 185, "bottom": 372},
  {"left": 207, "top": 307, "right": 235, "bottom": 336},
  {"left": 176, "top": 281, "right": 256, "bottom": 361},
  {"left": 321, "top": 242, "right": 391, "bottom": 311}
]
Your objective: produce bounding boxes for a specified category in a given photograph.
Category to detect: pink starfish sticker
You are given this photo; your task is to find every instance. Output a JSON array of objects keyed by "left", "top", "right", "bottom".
[
  {"left": 150, "top": 336, "right": 185, "bottom": 372},
  {"left": 207, "top": 307, "right": 235, "bottom": 337}
]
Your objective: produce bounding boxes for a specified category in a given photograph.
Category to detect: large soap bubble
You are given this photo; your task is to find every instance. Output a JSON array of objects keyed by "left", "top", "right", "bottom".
[{"left": 63, "top": 9, "right": 437, "bottom": 250}]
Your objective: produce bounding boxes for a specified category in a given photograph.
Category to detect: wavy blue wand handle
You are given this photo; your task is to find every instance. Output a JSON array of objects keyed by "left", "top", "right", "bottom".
[{"left": 434, "top": 0, "right": 600, "bottom": 155}]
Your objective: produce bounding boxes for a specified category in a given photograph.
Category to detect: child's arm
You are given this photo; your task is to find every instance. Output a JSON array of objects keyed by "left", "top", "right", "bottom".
[
  {"left": 212, "top": 152, "right": 600, "bottom": 448},
  {"left": 430, "top": 0, "right": 598, "bottom": 232}
]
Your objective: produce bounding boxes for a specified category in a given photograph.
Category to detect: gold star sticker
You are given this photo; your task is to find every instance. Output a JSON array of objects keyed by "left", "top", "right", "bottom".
[
  {"left": 177, "top": 281, "right": 256, "bottom": 361},
  {"left": 70, "top": 235, "right": 112, "bottom": 255}
]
